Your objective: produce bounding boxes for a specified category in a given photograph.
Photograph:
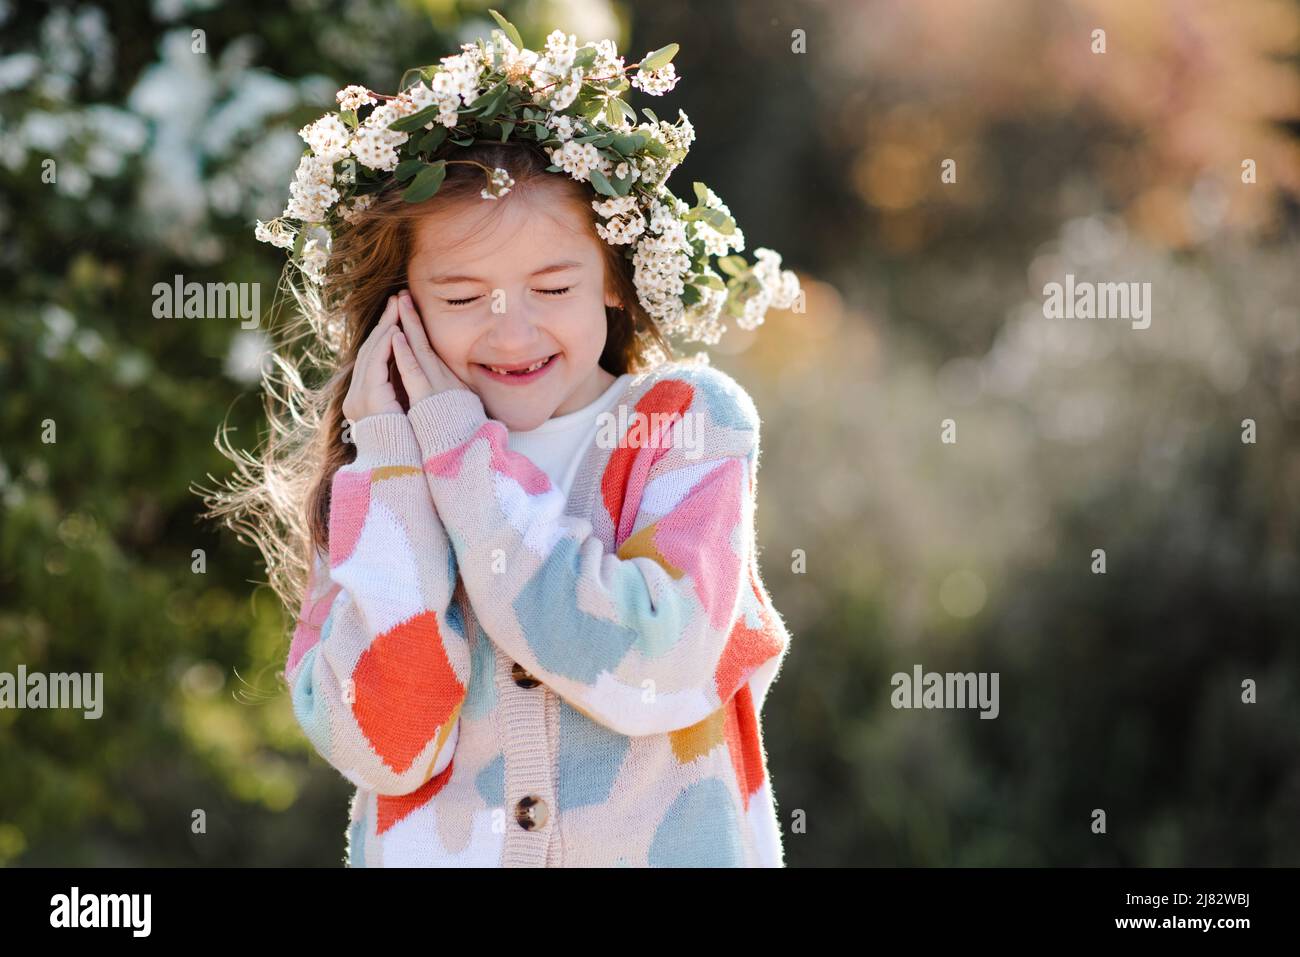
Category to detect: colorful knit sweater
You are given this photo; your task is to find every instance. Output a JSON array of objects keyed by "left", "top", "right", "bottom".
[{"left": 284, "top": 360, "right": 792, "bottom": 867}]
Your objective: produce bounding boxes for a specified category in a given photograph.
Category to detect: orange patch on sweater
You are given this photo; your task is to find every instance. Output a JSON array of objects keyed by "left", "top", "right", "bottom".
[{"left": 352, "top": 610, "right": 465, "bottom": 774}]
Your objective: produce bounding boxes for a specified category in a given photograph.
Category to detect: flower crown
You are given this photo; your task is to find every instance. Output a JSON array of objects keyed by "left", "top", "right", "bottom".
[{"left": 254, "top": 11, "right": 801, "bottom": 349}]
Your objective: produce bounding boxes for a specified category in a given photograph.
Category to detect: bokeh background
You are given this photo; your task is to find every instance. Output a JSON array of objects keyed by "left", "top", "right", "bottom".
[{"left": 3, "top": 0, "right": 1299, "bottom": 866}]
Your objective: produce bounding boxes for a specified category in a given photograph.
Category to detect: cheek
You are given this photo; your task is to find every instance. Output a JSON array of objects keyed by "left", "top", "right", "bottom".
[
  {"left": 558, "top": 296, "right": 610, "bottom": 354},
  {"left": 439, "top": 336, "right": 475, "bottom": 371},
  {"left": 420, "top": 317, "right": 472, "bottom": 369}
]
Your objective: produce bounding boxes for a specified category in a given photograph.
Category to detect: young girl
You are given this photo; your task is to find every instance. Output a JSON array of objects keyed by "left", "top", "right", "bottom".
[{"left": 213, "top": 26, "right": 801, "bottom": 867}]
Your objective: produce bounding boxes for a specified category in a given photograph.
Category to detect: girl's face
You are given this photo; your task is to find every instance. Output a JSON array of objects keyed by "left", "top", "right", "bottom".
[{"left": 405, "top": 182, "right": 620, "bottom": 432}]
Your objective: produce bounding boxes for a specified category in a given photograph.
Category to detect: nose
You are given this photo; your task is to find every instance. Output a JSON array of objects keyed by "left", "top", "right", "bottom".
[{"left": 483, "top": 294, "right": 543, "bottom": 353}]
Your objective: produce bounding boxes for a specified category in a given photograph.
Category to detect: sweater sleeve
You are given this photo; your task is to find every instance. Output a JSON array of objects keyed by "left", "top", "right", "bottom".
[
  {"left": 404, "top": 370, "right": 788, "bottom": 736},
  {"left": 284, "top": 411, "right": 470, "bottom": 796}
]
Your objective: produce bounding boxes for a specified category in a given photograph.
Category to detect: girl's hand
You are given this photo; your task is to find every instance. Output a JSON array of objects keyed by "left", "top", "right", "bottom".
[
  {"left": 392, "top": 288, "right": 472, "bottom": 406},
  {"left": 341, "top": 294, "right": 405, "bottom": 421}
]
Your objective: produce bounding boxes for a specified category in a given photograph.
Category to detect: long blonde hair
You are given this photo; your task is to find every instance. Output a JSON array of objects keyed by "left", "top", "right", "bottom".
[{"left": 196, "top": 140, "right": 673, "bottom": 619}]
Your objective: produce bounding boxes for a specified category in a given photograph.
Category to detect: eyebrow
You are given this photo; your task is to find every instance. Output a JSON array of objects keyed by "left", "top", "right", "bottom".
[{"left": 430, "top": 260, "right": 583, "bottom": 285}]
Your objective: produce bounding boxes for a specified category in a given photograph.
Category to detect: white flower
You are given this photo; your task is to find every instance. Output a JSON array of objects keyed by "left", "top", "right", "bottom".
[
  {"left": 752, "top": 247, "right": 801, "bottom": 311},
  {"left": 592, "top": 195, "right": 646, "bottom": 245},
  {"left": 396, "top": 81, "right": 438, "bottom": 122},
  {"left": 298, "top": 114, "right": 350, "bottom": 165},
  {"left": 589, "top": 39, "right": 624, "bottom": 77},
  {"left": 631, "top": 61, "right": 679, "bottom": 96},
  {"left": 481, "top": 166, "right": 515, "bottom": 200},
  {"left": 492, "top": 29, "right": 540, "bottom": 83},
  {"left": 335, "top": 85, "right": 376, "bottom": 111},
  {"left": 300, "top": 238, "right": 330, "bottom": 284},
  {"left": 648, "top": 198, "right": 684, "bottom": 235},
  {"left": 639, "top": 338, "right": 670, "bottom": 369},
  {"left": 436, "top": 50, "right": 484, "bottom": 107},
  {"left": 254, "top": 218, "right": 295, "bottom": 249},
  {"left": 544, "top": 68, "right": 582, "bottom": 111},
  {"left": 546, "top": 113, "right": 576, "bottom": 142},
  {"left": 632, "top": 230, "right": 692, "bottom": 327},
  {"left": 592, "top": 195, "right": 638, "bottom": 218},
  {"left": 683, "top": 286, "right": 728, "bottom": 344},
  {"left": 337, "top": 193, "right": 375, "bottom": 224},
  {"left": 536, "top": 29, "right": 578, "bottom": 78},
  {"left": 347, "top": 101, "right": 409, "bottom": 172},
  {"left": 549, "top": 140, "right": 601, "bottom": 181},
  {"left": 283, "top": 155, "right": 339, "bottom": 221},
  {"left": 673, "top": 109, "right": 695, "bottom": 148}
]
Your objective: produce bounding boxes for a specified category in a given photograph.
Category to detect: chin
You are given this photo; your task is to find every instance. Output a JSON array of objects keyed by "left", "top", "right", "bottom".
[{"left": 484, "top": 401, "right": 550, "bottom": 432}]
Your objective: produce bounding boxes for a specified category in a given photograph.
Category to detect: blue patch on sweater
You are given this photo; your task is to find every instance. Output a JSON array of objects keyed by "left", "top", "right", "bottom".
[
  {"left": 476, "top": 753, "right": 504, "bottom": 807},
  {"left": 511, "top": 536, "right": 639, "bottom": 682},
  {"left": 462, "top": 622, "right": 498, "bottom": 719},
  {"left": 346, "top": 812, "right": 366, "bottom": 867},
  {"left": 673, "top": 364, "right": 757, "bottom": 435},
  {"left": 649, "top": 778, "right": 745, "bottom": 867},
  {"left": 290, "top": 643, "right": 334, "bottom": 763},
  {"left": 557, "top": 702, "right": 629, "bottom": 810}
]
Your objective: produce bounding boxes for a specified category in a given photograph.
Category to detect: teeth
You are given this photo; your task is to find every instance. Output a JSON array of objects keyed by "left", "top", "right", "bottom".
[{"left": 488, "top": 357, "right": 549, "bottom": 375}]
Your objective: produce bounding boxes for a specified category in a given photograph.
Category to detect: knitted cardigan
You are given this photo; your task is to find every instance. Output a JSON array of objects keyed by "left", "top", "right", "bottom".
[{"left": 285, "top": 359, "right": 792, "bottom": 867}]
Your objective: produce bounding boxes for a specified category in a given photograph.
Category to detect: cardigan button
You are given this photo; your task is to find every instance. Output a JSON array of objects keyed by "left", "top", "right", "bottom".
[
  {"left": 511, "top": 662, "right": 541, "bottom": 689},
  {"left": 514, "top": 795, "right": 548, "bottom": 831}
]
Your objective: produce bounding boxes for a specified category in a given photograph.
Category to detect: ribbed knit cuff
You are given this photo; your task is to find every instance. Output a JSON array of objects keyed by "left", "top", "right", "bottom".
[
  {"left": 407, "top": 388, "right": 489, "bottom": 457},
  {"left": 349, "top": 411, "right": 422, "bottom": 467}
]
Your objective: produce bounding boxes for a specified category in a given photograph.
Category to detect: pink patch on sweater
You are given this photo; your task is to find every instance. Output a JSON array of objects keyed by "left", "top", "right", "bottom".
[
  {"left": 286, "top": 578, "right": 341, "bottom": 674},
  {"left": 425, "top": 423, "right": 551, "bottom": 494},
  {"left": 651, "top": 456, "right": 745, "bottom": 631},
  {"left": 329, "top": 470, "right": 372, "bottom": 568}
]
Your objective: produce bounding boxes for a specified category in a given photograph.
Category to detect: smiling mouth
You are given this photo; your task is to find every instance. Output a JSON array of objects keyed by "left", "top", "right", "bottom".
[{"left": 474, "top": 353, "right": 560, "bottom": 381}]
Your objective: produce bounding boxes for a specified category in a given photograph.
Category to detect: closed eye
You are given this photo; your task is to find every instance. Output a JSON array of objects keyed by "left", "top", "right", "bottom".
[
  {"left": 537, "top": 287, "right": 571, "bottom": 297},
  {"left": 444, "top": 295, "right": 481, "bottom": 306}
]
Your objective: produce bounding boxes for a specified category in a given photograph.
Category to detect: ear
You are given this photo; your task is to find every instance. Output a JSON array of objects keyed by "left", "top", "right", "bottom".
[{"left": 604, "top": 290, "right": 623, "bottom": 310}]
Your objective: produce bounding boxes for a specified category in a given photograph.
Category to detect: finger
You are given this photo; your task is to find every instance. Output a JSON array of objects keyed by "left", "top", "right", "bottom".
[
  {"left": 395, "top": 291, "right": 433, "bottom": 354},
  {"left": 395, "top": 291, "right": 449, "bottom": 384},
  {"left": 366, "top": 324, "right": 399, "bottom": 386},
  {"left": 391, "top": 329, "right": 427, "bottom": 384},
  {"left": 354, "top": 295, "right": 397, "bottom": 372}
]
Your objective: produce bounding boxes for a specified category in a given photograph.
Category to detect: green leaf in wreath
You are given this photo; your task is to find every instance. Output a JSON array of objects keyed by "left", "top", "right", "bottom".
[
  {"left": 641, "top": 43, "right": 679, "bottom": 72},
  {"left": 488, "top": 9, "right": 524, "bottom": 50},
  {"left": 417, "top": 126, "right": 448, "bottom": 153},
  {"left": 611, "top": 170, "right": 635, "bottom": 196},
  {"left": 716, "top": 255, "right": 748, "bottom": 278},
  {"left": 395, "top": 159, "right": 424, "bottom": 182},
  {"left": 403, "top": 160, "right": 447, "bottom": 202},
  {"left": 389, "top": 104, "right": 441, "bottom": 132},
  {"left": 587, "top": 168, "right": 618, "bottom": 197},
  {"left": 468, "top": 81, "right": 507, "bottom": 112}
]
